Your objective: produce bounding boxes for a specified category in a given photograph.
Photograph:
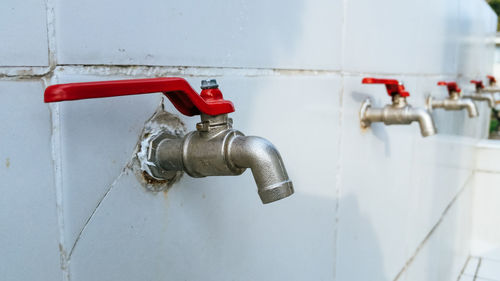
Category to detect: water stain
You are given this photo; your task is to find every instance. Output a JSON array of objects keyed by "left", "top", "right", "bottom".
[{"left": 5, "top": 158, "right": 10, "bottom": 168}]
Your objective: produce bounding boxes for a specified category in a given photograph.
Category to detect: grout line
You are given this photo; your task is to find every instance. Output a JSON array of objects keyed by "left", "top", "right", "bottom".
[
  {"left": 474, "top": 169, "right": 500, "bottom": 175},
  {"left": 332, "top": 0, "right": 348, "bottom": 275},
  {"left": 42, "top": 0, "right": 67, "bottom": 278},
  {"left": 0, "top": 66, "right": 53, "bottom": 79},
  {"left": 473, "top": 258, "right": 482, "bottom": 281},
  {"left": 332, "top": 73, "right": 345, "bottom": 280},
  {"left": 0, "top": 63, "right": 484, "bottom": 81},
  {"left": 393, "top": 172, "right": 474, "bottom": 281},
  {"left": 339, "top": 0, "right": 348, "bottom": 70},
  {"left": 45, "top": 0, "right": 57, "bottom": 66},
  {"left": 472, "top": 276, "right": 500, "bottom": 281},
  {"left": 47, "top": 98, "right": 70, "bottom": 281},
  {"left": 478, "top": 256, "right": 500, "bottom": 263},
  {"left": 457, "top": 256, "right": 472, "bottom": 281}
]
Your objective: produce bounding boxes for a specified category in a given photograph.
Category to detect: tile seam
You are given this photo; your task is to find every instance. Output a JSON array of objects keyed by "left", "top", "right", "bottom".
[{"left": 393, "top": 171, "right": 475, "bottom": 281}]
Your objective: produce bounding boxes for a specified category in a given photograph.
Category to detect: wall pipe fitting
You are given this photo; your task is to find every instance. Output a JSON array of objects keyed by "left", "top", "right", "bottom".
[
  {"left": 44, "top": 77, "right": 294, "bottom": 204},
  {"left": 426, "top": 81, "right": 478, "bottom": 118},
  {"left": 359, "top": 77, "right": 437, "bottom": 137}
]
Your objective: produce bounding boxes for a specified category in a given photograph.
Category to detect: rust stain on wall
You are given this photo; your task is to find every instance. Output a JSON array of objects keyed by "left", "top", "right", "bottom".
[{"left": 133, "top": 102, "right": 186, "bottom": 193}]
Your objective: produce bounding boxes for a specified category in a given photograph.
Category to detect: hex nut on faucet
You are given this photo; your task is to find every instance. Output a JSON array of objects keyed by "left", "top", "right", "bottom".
[
  {"left": 43, "top": 77, "right": 294, "bottom": 204},
  {"left": 359, "top": 77, "right": 437, "bottom": 137},
  {"left": 426, "top": 81, "right": 478, "bottom": 118}
]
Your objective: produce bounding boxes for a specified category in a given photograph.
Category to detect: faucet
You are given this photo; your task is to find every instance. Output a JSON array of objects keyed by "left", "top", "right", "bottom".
[
  {"left": 481, "top": 75, "right": 500, "bottom": 106},
  {"left": 359, "top": 77, "right": 437, "bottom": 137},
  {"left": 462, "top": 79, "right": 495, "bottom": 107},
  {"left": 426, "top": 81, "right": 478, "bottom": 117},
  {"left": 44, "top": 77, "right": 294, "bottom": 204}
]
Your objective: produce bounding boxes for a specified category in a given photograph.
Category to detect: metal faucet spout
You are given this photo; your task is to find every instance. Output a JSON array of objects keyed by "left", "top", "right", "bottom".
[
  {"left": 427, "top": 96, "right": 479, "bottom": 118},
  {"left": 147, "top": 115, "right": 294, "bottom": 204},
  {"left": 360, "top": 78, "right": 438, "bottom": 137},
  {"left": 463, "top": 94, "right": 495, "bottom": 108},
  {"left": 408, "top": 108, "right": 437, "bottom": 137},
  {"left": 360, "top": 98, "right": 437, "bottom": 137},
  {"left": 459, "top": 98, "right": 479, "bottom": 117},
  {"left": 229, "top": 136, "right": 294, "bottom": 204}
]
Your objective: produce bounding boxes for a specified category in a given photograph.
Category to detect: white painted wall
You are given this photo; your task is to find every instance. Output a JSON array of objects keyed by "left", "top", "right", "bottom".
[{"left": 0, "top": 0, "right": 497, "bottom": 281}]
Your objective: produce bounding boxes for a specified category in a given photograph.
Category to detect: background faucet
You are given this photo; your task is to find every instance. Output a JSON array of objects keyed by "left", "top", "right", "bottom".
[
  {"left": 426, "top": 81, "right": 478, "bottom": 117},
  {"left": 462, "top": 79, "right": 496, "bottom": 107},
  {"left": 481, "top": 75, "right": 500, "bottom": 106},
  {"left": 359, "top": 77, "right": 437, "bottom": 137},
  {"left": 44, "top": 77, "right": 294, "bottom": 204}
]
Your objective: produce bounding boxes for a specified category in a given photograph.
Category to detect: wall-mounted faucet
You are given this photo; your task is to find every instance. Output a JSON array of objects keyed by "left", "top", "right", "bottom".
[
  {"left": 480, "top": 75, "right": 500, "bottom": 106},
  {"left": 462, "top": 79, "right": 495, "bottom": 107},
  {"left": 426, "top": 81, "right": 478, "bottom": 117},
  {"left": 359, "top": 77, "right": 437, "bottom": 137},
  {"left": 44, "top": 77, "right": 294, "bottom": 204}
]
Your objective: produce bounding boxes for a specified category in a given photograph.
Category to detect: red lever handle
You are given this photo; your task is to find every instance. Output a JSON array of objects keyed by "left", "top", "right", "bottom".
[
  {"left": 437, "top": 81, "right": 461, "bottom": 95},
  {"left": 487, "top": 75, "right": 497, "bottom": 85},
  {"left": 470, "top": 80, "right": 485, "bottom": 90},
  {"left": 44, "top": 77, "right": 235, "bottom": 116},
  {"left": 362, "top": 77, "right": 410, "bottom": 97}
]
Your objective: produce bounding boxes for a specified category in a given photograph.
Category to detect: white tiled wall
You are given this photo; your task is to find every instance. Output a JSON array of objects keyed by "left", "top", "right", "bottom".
[
  {"left": 471, "top": 141, "right": 500, "bottom": 262},
  {"left": 400, "top": 177, "right": 474, "bottom": 281},
  {"left": 59, "top": 75, "right": 341, "bottom": 281},
  {"left": 0, "top": 81, "right": 61, "bottom": 281},
  {"left": 459, "top": 257, "right": 500, "bottom": 281},
  {"left": 55, "top": 0, "right": 343, "bottom": 70},
  {"left": 54, "top": 74, "right": 163, "bottom": 251},
  {"left": 0, "top": 0, "right": 497, "bottom": 281},
  {"left": 0, "top": 0, "right": 49, "bottom": 66}
]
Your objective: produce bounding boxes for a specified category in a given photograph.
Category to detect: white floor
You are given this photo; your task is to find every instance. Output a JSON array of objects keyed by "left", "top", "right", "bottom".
[{"left": 459, "top": 257, "right": 500, "bottom": 281}]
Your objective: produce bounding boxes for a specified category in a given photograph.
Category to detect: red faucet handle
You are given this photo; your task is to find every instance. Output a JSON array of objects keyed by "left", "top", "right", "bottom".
[
  {"left": 44, "top": 77, "right": 235, "bottom": 116},
  {"left": 470, "top": 80, "right": 485, "bottom": 90},
  {"left": 437, "top": 81, "right": 461, "bottom": 95},
  {"left": 487, "top": 75, "right": 497, "bottom": 85},
  {"left": 362, "top": 77, "right": 410, "bottom": 97}
]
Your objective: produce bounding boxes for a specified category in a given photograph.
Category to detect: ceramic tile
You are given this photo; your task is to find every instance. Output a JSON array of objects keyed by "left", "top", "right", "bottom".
[
  {"left": 471, "top": 244, "right": 500, "bottom": 263},
  {"left": 68, "top": 75, "right": 341, "bottom": 281},
  {"left": 55, "top": 0, "right": 342, "bottom": 70},
  {"left": 414, "top": 0, "right": 460, "bottom": 74},
  {"left": 463, "top": 257, "right": 480, "bottom": 276},
  {"left": 54, "top": 74, "right": 164, "bottom": 250},
  {"left": 0, "top": 81, "right": 61, "bottom": 281},
  {"left": 406, "top": 135, "right": 476, "bottom": 253},
  {"left": 471, "top": 172, "right": 500, "bottom": 247},
  {"left": 476, "top": 140, "right": 500, "bottom": 172},
  {"left": 477, "top": 259, "right": 500, "bottom": 281},
  {"left": 336, "top": 75, "right": 418, "bottom": 281},
  {"left": 396, "top": 182, "right": 474, "bottom": 281},
  {"left": 458, "top": 275, "right": 474, "bottom": 281},
  {"left": 403, "top": 77, "right": 480, "bottom": 253},
  {"left": 343, "top": 0, "right": 496, "bottom": 76},
  {"left": 0, "top": 0, "right": 49, "bottom": 66},
  {"left": 343, "top": 0, "right": 457, "bottom": 75},
  {"left": 457, "top": 0, "right": 497, "bottom": 77}
]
